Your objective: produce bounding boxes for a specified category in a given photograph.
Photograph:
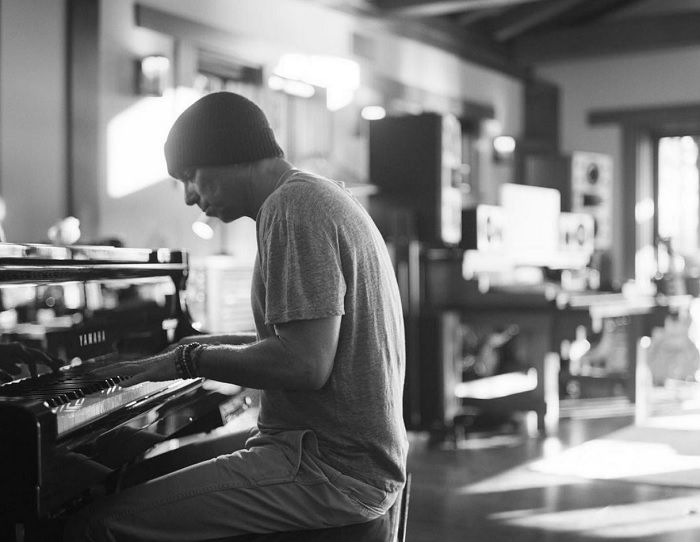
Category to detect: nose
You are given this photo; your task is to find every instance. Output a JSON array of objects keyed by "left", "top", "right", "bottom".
[{"left": 183, "top": 181, "right": 199, "bottom": 206}]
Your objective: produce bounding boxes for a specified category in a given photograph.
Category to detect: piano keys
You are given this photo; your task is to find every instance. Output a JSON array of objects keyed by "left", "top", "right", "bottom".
[{"left": 0, "top": 243, "right": 252, "bottom": 531}]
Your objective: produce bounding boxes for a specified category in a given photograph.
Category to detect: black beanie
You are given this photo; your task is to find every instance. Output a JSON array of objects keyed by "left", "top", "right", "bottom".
[{"left": 164, "top": 91, "right": 284, "bottom": 178}]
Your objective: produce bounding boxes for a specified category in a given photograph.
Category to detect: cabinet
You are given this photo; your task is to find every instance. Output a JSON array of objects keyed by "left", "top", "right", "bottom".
[{"left": 415, "top": 251, "right": 678, "bottom": 439}]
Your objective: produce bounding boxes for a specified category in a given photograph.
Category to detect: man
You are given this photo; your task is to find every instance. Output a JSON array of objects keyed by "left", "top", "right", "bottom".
[{"left": 65, "top": 91, "right": 408, "bottom": 541}]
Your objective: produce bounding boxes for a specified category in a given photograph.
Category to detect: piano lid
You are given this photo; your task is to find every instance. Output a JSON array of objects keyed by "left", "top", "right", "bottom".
[
  {"left": 0, "top": 243, "right": 188, "bottom": 284},
  {"left": 0, "top": 242, "right": 184, "bottom": 264}
]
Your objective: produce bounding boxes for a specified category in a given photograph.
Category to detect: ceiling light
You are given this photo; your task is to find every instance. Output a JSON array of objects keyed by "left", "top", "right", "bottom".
[{"left": 361, "top": 105, "right": 386, "bottom": 120}]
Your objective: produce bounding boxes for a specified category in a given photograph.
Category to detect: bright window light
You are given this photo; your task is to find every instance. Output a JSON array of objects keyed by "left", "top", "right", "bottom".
[
  {"left": 267, "top": 75, "right": 285, "bottom": 91},
  {"left": 635, "top": 197, "right": 655, "bottom": 223},
  {"left": 267, "top": 74, "right": 315, "bottom": 98},
  {"left": 271, "top": 53, "right": 360, "bottom": 110},
  {"left": 273, "top": 54, "right": 359, "bottom": 90},
  {"left": 107, "top": 87, "right": 201, "bottom": 198},
  {"left": 326, "top": 87, "right": 355, "bottom": 112},
  {"left": 283, "top": 79, "right": 316, "bottom": 98},
  {"left": 140, "top": 55, "right": 170, "bottom": 80},
  {"left": 107, "top": 96, "right": 172, "bottom": 198}
]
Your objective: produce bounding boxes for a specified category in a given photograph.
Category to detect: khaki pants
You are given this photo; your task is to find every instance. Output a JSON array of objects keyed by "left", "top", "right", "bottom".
[{"left": 64, "top": 429, "right": 395, "bottom": 542}]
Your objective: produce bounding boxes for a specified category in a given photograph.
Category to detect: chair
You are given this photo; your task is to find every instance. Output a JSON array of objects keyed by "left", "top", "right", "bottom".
[{"left": 208, "top": 474, "right": 411, "bottom": 542}]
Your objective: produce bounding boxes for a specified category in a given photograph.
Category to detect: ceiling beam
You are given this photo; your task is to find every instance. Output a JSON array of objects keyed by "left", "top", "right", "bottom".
[
  {"left": 513, "top": 12, "right": 700, "bottom": 65},
  {"left": 492, "top": 0, "right": 587, "bottom": 42},
  {"left": 456, "top": 7, "right": 500, "bottom": 26},
  {"left": 300, "top": 1, "right": 529, "bottom": 77},
  {"left": 551, "top": 0, "right": 645, "bottom": 27},
  {"left": 374, "top": 0, "right": 543, "bottom": 18},
  {"left": 369, "top": 15, "right": 525, "bottom": 76}
]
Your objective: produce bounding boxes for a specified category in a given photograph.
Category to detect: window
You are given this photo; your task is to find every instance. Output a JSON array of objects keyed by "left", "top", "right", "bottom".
[{"left": 657, "top": 135, "right": 700, "bottom": 260}]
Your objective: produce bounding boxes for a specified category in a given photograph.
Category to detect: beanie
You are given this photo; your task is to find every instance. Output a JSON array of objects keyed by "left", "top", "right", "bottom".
[{"left": 164, "top": 91, "right": 284, "bottom": 178}]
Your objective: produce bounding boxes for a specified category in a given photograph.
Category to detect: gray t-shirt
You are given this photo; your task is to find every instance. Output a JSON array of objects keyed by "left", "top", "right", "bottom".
[{"left": 252, "top": 169, "right": 408, "bottom": 492}]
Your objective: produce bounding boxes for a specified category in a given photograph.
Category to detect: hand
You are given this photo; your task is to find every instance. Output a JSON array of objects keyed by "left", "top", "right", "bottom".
[
  {"left": 0, "top": 342, "right": 63, "bottom": 382},
  {"left": 89, "top": 349, "right": 179, "bottom": 388}
]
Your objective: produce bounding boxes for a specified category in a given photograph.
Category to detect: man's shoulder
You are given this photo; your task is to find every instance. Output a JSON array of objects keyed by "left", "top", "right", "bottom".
[
  {"left": 284, "top": 171, "right": 342, "bottom": 194},
  {"left": 274, "top": 171, "right": 349, "bottom": 208}
]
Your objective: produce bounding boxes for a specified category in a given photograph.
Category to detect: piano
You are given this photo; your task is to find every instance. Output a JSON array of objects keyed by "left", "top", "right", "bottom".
[{"left": 0, "top": 243, "right": 252, "bottom": 538}]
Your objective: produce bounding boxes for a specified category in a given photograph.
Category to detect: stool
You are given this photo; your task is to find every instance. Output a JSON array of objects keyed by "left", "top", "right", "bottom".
[{"left": 207, "top": 474, "right": 411, "bottom": 542}]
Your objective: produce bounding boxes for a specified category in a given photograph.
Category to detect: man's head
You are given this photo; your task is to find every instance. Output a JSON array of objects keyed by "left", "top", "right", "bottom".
[
  {"left": 164, "top": 91, "right": 283, "bottom": 180},
  {"left": 164, "top": 92, "right": 285, "bottom": 222}
]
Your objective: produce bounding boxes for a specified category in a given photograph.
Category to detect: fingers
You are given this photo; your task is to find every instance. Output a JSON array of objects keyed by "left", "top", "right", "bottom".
[
  {"left": 87, "top": 352, "right": 175, "bottom": 386},
  {"left": 0, "top": 342, "right": 180, "bottom": 387},
  {"left": 119, "top": 372, "right": 150, "bottom": 387},
  {"left": 118, "top": 361, "right": 169, "bottom": 387},
  {"left": 89, "top": 362, "right": 141, "bottom": 380}
]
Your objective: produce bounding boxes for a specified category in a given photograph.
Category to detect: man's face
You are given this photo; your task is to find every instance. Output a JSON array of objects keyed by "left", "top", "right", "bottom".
[{"left": 179, "top": 165, "right": 251, "bottom": 222}]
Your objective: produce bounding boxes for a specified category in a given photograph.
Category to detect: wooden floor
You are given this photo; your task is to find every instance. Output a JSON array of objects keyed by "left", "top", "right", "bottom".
[{"left": 405, "top": 415, "right": 700, "bottom": 542}]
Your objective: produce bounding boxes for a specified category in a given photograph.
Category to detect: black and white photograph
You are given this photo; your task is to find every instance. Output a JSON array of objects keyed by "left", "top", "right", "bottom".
[{"left": 2, "top": 1, "right": 700, "bottom": 541}]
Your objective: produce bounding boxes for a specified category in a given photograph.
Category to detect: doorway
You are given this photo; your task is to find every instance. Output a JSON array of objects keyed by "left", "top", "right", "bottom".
[
  {"left": 656, "top": 134, "right": 700, "bottom": 355},
  {"left": 656, "top": 135, "right": 700, "bottom": 265}
]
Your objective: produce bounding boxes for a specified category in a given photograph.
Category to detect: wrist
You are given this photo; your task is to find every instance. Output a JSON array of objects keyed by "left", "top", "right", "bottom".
[{"left": 174, "top": 342, "right": 205, "bottom": 379}]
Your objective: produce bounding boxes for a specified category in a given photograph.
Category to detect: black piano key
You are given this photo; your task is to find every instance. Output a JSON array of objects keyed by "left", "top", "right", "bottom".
[{"left": 0, "top": 371, "right": 132, "bottom": 404}]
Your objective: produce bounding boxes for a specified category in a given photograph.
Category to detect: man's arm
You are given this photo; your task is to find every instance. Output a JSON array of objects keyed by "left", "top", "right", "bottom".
[
  {"left": 179, "top": 332, "right": 258, "bottom": 346},
  {"left": 115, "top": 315, "right": 340, "bottom": 391},
  {"left": 198, "top": 315, "right": 339, "bottom": 390}
]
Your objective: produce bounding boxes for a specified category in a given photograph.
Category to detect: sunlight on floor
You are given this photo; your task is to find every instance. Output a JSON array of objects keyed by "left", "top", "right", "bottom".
[
  {"left": 456, "top": 465, "right": 589, "bottom": 495},
  {"left": 531, "top": 439, "right": 700, "bottom": 480},
  {"left": 492, "top": 495, "right": 700, "bottom": 538}
]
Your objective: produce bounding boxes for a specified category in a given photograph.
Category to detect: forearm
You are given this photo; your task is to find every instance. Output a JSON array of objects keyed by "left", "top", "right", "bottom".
[
  {"left": 117, "top": 317, "right": 338, "bottom": 390},
  {"left": 181, "top": 332, "right": 257, "bottom": 346},
  {"left": 196, "top": 337, "right": 321, "bottom": 390}
]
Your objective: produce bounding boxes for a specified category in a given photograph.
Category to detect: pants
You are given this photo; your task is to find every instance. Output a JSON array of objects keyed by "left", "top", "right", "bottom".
[{"left": 64, "top": 428, "right": 395, "bottom": 542}]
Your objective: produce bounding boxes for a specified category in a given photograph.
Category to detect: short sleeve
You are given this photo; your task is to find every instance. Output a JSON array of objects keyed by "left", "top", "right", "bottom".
[{"left": 258, "top": 200, "right": 346, "bottom": 326}]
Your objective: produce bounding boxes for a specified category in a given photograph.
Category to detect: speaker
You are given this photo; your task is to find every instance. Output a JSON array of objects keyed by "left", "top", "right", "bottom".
[
  {"left": 558, "top": 212, "right": 595, "bottom": 254},
  {"left": 369, "top": 112, "right": 463, "bottom": 246},
  {"left": 571, "top": 152, "right": 613, "bottom": 249},
  {"left": 461, "top": 205, "right": 505, "bottom": 251}
]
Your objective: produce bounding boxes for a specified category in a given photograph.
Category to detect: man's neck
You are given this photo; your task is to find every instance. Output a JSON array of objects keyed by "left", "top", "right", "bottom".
[{"left": 249, "top": 158, "right": 295, "bottom": 215}]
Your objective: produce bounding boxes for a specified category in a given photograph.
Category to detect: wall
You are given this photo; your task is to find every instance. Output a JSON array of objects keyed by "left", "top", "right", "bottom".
[
  {"left": 0, "top": 0, "right": 66, "bottom": 243},
  {"left": 0, "top": 0, "right": 522, "bottom": 254},
  {"left": 536, "top": 45, "right": 700, "bottom": 284},
  {"left": 98, "top": 0, "right": 523, "bottom": 260}
]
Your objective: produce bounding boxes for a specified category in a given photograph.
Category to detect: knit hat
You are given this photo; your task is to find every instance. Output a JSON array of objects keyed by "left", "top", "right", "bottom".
[{"left": 164, "top": 91, "right": 284, "bottom": 178}]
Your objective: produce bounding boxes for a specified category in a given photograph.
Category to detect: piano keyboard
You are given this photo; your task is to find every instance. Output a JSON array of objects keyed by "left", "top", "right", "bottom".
[
  {"left": 54, "top": 379, "right": 195, "bottom": 436},
  {"left": 0, "top": 371, "right": 197, "bottom": 436}
]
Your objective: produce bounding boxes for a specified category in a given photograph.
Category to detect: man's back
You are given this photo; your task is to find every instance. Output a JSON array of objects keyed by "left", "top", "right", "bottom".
[{"left": 252, "top": 170, "right": 408, "bottom": 493}]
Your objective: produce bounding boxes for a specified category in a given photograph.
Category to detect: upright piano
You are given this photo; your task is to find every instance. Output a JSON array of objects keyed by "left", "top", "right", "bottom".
[{"left": 0, "top": 243, "right": 251, "bottom": 539}]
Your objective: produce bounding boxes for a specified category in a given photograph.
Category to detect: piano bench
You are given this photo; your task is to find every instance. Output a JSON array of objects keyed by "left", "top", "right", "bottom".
[{"left": 205, "top": 474, "right": 411, "bottom": 542}]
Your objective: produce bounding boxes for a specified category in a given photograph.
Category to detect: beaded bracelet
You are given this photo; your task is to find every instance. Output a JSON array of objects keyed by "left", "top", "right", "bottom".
[
  {"left": 189, "top": 343, "right": 204, "bottom": 377},
  {"left": 174, "top": 342, "right": 203, "bottom": 379},
  {"left": 174, "top": 344, "right": 189, "bottom": 379}
]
